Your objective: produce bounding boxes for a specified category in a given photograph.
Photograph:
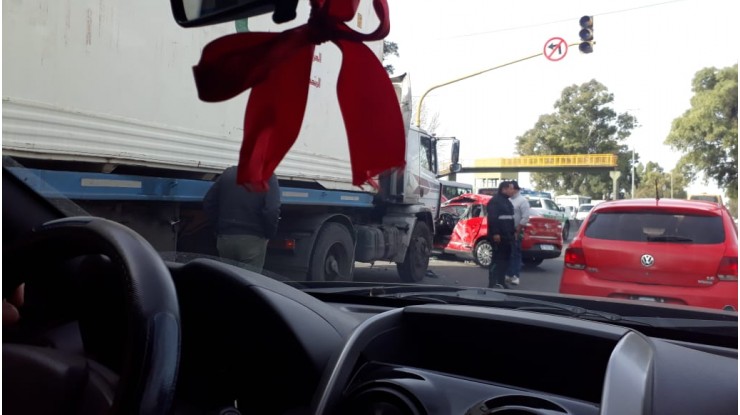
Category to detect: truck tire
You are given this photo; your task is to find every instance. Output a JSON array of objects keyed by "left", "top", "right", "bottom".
[
  {"left": 473, "top": 239, "right": 493, "bottom": 268},
  {"left": 396, "top": 222, "right": 432, "bottom": 283},
  {"left": 309, "top": 222, "right": 354, "bottom": 282}
]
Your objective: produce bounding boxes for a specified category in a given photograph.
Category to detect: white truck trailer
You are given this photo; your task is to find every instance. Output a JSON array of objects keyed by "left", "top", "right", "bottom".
[{"left": 3, "top": 0, "right": 459, "bottom": 282}]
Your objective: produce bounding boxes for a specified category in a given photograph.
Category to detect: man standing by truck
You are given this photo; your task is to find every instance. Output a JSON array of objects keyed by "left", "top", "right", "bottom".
[
  {"left": 486, "top": 181, "right": 517, "bottom": 288},
  {"left": 203, "top": 166, "right": 281, "bottom": 273}
]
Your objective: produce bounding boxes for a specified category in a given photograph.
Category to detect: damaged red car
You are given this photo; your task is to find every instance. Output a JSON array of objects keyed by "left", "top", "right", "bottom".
[{"left": 434, "top": 193, "right": 564, "bottom": 268}]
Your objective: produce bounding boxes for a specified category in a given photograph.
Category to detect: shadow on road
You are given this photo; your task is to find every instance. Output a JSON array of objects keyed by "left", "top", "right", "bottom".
[
  {"left": 353, "top": 232, "right": 570, "bottom": 293},
  {"left": 352, "top": 221, "right": 577, "bottom": 290}
]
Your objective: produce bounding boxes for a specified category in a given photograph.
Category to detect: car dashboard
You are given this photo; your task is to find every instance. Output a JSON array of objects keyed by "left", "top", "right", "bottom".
[{"left": 164, "top": 258, "right": 738, "bottom": 415}]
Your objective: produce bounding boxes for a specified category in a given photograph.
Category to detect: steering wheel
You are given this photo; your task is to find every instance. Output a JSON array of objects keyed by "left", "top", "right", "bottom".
[
  {"left": 436, "top": 212, "right": 459, "bottom": 235},
  {"left": 2, "top": 217, "right": 180, "bottom": 415}
]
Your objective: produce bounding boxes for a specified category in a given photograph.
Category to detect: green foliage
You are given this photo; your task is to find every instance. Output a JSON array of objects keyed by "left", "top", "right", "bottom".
[
  {"left": 383, "top": 40, "right": 399, "bottom": 74},
  {"left": 665, "top": 64, "right": 738, "bottom": 200},
  {"left": 412, "top": 97, "right": 440, "bottom": 134},
  {"left": 633, "top": 162, "right": 688, "bottom": 199},
  {"left": 515, "top": 80, "right": 637, "bottom": 199}
]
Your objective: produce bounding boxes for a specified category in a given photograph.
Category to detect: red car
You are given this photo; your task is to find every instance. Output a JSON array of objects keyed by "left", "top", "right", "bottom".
[
  {"left": 434, "top": 193, "right": 563, "bottom": 268},
  {"left": 560, "top": 198, "right": 738, "bottom": 311}
]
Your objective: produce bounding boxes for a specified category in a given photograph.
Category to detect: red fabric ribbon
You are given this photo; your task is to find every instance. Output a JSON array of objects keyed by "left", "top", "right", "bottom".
[{"left": 193, "top": 0, "right": 406, "bottom": 191}]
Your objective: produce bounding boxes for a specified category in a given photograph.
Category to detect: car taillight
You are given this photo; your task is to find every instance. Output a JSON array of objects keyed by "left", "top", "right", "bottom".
[
  {"left": 564, "top": 247, "right": 586, "bottom": 270},
  {"left": 717, "top": 256, "right": 738, "bottom": 281}
]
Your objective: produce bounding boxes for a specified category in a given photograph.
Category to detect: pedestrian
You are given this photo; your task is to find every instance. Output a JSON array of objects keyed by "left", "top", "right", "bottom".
[
  {"left": 203, "top": 166, "right": 281, "bottom": 273},
  {"left": 505, "top": 180, "right": 530, "bottom": 286},
  {"left": 486, "top": 180, "right": 517, "bottom": 288}
]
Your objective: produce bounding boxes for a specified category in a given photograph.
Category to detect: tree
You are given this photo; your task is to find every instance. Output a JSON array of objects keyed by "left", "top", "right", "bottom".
[
  {"left": 633, "top": 162, "right": 688, "bottom": 199},
  {"left": 382, "top": 40, "right": 399, "bottom": 74},
  {"left": 728, "top": 198, "right": 738, "bottom": 219},
  {"left": 665, "top": 64, "right": 738, "bottom": 202},
  {"left": 412, "top": 98, "right": 441, "bottom": 134},
  {"left": 515, "top": 80, "right": 638, "bottom": 199}
]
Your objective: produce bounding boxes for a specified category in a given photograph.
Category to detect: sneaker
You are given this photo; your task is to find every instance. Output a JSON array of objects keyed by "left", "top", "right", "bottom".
[
  {"left": 505, "top": 276, "right": 513, "bottom": 283},
  {"left": 509, "top": 276, "right": 520, "bottom": 286}
]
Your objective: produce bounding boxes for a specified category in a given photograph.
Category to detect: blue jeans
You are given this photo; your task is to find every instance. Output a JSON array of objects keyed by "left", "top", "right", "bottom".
[{"left": 506, "top": 237, "right": 522, "bottom": 277}]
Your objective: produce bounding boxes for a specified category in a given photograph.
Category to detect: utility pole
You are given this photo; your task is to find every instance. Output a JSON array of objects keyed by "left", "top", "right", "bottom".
[{"left": 631, "top": 148, "right": 635, "bottom": 198}]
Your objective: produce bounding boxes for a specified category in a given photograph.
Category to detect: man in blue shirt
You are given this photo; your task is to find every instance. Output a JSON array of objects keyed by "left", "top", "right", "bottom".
[{"left": 486, "top": 181, "right": 516, "bottom": 288}]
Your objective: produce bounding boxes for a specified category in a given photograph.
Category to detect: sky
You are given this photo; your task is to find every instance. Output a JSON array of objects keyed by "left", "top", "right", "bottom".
[{"left": 383, "top": 0, "right": 738, "bottom": 195}]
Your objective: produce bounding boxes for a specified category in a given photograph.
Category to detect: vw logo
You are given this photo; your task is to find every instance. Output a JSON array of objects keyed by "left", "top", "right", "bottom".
[{"left": 640, "top": 254, "right": 655, "bottom": 267}]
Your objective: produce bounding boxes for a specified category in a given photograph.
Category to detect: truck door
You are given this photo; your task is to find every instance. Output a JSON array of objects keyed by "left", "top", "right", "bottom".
[{"left": 418, "top": 134, "right": 441, "bottom": 218}]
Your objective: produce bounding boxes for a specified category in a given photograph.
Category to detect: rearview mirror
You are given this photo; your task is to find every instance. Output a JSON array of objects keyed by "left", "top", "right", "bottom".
[
  {"left": 450, "top": 139, "right": 460, "bottom": 164},
  {"left": 171, "top": 0, "right": 299, "bottom": 27}
]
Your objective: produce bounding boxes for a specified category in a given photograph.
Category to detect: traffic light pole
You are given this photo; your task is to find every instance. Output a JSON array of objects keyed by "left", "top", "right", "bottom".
[
  {"left": 414, "top": 44, "right": 579, "bottom": 128},
  {"left": 416, "top": 16, "right": 592, "bottom": 128}
]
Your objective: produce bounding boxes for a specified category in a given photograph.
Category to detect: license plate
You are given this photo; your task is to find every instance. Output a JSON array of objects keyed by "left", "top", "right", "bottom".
[
  {"left": 636, "top": 296, "right": 657, "bottom": 302},
  {"left": 540, "top": 244, "right": 555, "bottom": 251}
]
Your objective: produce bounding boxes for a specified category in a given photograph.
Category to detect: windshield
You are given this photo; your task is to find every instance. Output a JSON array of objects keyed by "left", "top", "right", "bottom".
[
  {"left": 3, "top": 0, "right": 737, "bottom": 324},
  {"left": 441, "top": 205, "right": 469, "bottom": 217}
]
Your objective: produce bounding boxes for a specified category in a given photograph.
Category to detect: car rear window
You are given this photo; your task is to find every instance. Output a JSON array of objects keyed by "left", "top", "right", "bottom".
[
  {"left": 528, "top": 199, "right": 542, "bottom": 208},
  {"left": 689, "top": 195, "right": 721, "bottom": 203},
  {"left": 584, "top": 212, "right": 725, "bottom": 244}
]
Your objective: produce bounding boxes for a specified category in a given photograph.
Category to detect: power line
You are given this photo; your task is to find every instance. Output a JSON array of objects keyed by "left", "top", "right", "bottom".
[{"left": 440, "top": 0, "right": 689, "bottom": 40}]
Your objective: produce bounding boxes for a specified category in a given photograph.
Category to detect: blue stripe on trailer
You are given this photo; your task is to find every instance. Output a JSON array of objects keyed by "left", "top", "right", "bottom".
[
  {"left": 278, "top": 188, "right": 374, "bottom": 207},
  {"left": 8, "top": 167, "right": 375, "bottom": 208},
  {"left": 8, "top": 167, "right": 210, "bottom": 202}
]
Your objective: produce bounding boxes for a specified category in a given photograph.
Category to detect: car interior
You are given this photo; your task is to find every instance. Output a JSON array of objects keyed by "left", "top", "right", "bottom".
[{"left": 3, "top": 162, "right": 738, "bottom": 415}]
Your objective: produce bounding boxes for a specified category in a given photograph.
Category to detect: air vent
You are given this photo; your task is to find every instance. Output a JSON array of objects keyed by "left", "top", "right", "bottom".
[
  {"left": 341, "top": 385, "right": 424, "bottom": 415},
  {"left": 466, "top": 395, "right": 567, "bottom": 415}
]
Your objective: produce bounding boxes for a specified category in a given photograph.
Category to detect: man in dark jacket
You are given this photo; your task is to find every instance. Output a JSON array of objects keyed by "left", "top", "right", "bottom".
[
  {"left": 486, "top": 180, "right": 516, "bottom": 288},
  {"left": 203, "top": 166, "right": 281, "bottom": 273}
]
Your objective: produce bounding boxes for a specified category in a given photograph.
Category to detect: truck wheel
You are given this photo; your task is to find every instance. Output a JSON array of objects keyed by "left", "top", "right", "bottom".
[
  {"left": 309, "top": 223, "right": 354, "bottom": 282},
  {"left": 397, "top": 222, "right": 432, "bottom": 283},
  {"left": 473, "top": 239, "right": 493, "bottom": 268},
  {"left": 562, "top": 221, "right": 570, "bottom": 241}
]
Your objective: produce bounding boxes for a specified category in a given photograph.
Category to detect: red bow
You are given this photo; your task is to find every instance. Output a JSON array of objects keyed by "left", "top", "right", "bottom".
[{"left": 193, "top": 0, "right": 406, "bottom": 191}]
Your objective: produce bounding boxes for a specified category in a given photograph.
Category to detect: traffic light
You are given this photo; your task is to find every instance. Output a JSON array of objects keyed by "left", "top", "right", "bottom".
[{"left": 579, "top": 15, "right": 594, "bottom": 53}]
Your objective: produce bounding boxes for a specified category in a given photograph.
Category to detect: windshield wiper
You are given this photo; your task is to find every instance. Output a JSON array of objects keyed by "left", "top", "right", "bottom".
[
  {"left": 305, "top": 285, "right": 646, "bottom": 324},
  {"left": 386, "top": 289, "right": 650, "bottom": 325},
  {"left": 647, "top": 235, "right": 694, "bottom": 242},
  {"left": 303, "top": 286, "right": 737, "bottom": 332},
  {"left": 300, "top": 285, "right": 465, "bottom": 297}
]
